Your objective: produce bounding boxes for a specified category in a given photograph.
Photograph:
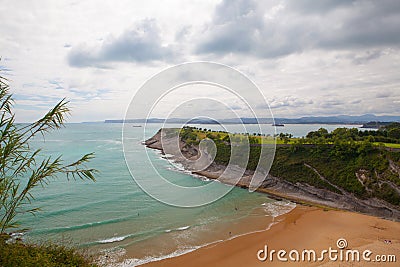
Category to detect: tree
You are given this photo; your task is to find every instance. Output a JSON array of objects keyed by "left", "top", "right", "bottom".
[
  {"left": 249, "top": 136, "right": 259, "bottom": 144},
  {"left": 222, "top": 134, "right": 230, "bottom": 143},
  {"left": 278, "top": 133, "right": 292, "bottom": 144},
  {"left": 388, "top": 128, "right": 400, "bottom": 140},
  {"left": 0, "top": 74, "right": 97, "bottom": 234}
]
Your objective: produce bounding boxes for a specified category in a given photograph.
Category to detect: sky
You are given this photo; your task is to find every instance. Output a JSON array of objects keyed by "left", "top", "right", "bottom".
[{"left": 1, "top": 0, "right": 400, "bottom": 122}]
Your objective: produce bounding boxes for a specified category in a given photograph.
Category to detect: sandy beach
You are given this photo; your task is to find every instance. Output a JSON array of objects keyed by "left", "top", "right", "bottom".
[{"left": 142, "top": 205, "right": 400, "bottom": 267}]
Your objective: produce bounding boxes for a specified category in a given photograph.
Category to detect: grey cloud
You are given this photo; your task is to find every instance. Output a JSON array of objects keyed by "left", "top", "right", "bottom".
[
  {"left": 175, "top": 26, "right": 192, "bottom": 41},
  {"left": 287, "top": 0, "right": 356, "bottom": 14},
  {"left": 269, "top": 96, "right": 313, "bottom": 109},
  {"left": 195, "top": 0, "right": 400, "bottom": 59},
  {"left": 319, "top": 99, "right": 345, "bottom": 109},
  {"left": 350, "top": 99, "right": 362, "bottom": 104},
  {"left": 196, "top": 0, "right": 262, "bottom": 55},
  {"left": 376, "top": 91, "right": 393, "bottom": 98},
  {"left": 68, "top": 19, "right": 175, "bottom": 67},
  {"left": 318, "top": 1, "right": 400, "bottom": 50},
  {"left": 48, "top": 79, "right": 64, "bottom": 90},
  {"left": 347, "top": 50, "right": 383, "bottom": 65},
  {"left": 212, "top": 0, "right": 259, "bottom": 25}
]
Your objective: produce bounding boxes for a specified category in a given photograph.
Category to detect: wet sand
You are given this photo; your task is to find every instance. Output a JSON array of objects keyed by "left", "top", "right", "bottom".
[{"left": 142, "top": 205, "right": 400, "bottom": 267}]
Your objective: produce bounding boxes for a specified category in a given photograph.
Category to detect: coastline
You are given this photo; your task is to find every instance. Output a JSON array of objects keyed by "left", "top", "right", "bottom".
[
  {"left": 122, "top": 203, "right": 290, "bottom": 267},
  {"left": 144, "top": 128, "right": 400, "bottom": 220},
  {"left": 142, "top": 205, "right": 400, "bottom": 267},
  {"left": 136, "top": 129, "right": 400, "bottom": 266}
]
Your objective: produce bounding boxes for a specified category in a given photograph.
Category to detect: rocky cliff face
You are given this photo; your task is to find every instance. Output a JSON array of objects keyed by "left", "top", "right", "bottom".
[
  {"left": 145, "top": 129, "right": 400, "bottom": 221},
  {"left": 260, "top": 174, "right": 400, "bottom": 220}
]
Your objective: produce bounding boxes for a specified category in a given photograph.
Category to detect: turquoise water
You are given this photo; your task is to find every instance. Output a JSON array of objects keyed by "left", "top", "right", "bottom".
[{"left": 19, "top": 123, "right": 358, "bottom": 265}]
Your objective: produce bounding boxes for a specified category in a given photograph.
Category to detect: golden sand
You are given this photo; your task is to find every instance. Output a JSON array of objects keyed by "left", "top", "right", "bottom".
[{"left": 142, "top": 206, "right": 400, "bottom": 267}]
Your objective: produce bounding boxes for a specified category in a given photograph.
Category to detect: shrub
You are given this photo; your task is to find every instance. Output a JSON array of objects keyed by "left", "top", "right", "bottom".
[{"left": 0, "top": 238, "right": 97, "bottom": 267}]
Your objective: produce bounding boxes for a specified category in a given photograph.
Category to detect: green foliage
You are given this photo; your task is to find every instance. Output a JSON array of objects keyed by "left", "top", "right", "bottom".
[
  {"left": 384, "top": 122, "right": 400, "bottom": 130},
  {"left": 306, "top": 127, "right": 329, "bottom": 139},
  {"left": 179, "top": 127, "right": 199, "bottom": 145},
  {"left": 287, "top": 145, "right": 400, "bottom": 204},
  {"left": 305, "top": 125, "right": 400, "bottom": 145},
  {"left": 248, "top": 136, "right": 259, "bottom": 144},
  {"left": 278, "top": 133, "right": 292, "bottom": 144},
  {"left": 178, "top": 126, "right": 400, "bottom": 206},
  {"left": 374, "top": 183, "right": 400, "bottom": 206},
  {"left": 0, "top": 238, "right": 97, "bottom": 267},
  {"left": 214, "top": 142, "right": 231, "bottom": 165},
  {"left": 269, "top": 147, "right": 342, "bottom": 194},
  {"left": 388, "top": 128, "right": 400, "bottom": 139},
  {"left": 388, "top": 151, "right": 400, "bottom": 162},
  {"left": 0, "top": 74, "right": 97, "bottom": 234},
  {"left": 222, "top": 134, "right": 230, "bottom": 142}
]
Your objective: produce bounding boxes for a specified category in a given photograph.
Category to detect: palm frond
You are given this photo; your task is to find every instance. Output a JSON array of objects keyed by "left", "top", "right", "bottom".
[{"left": 0, "top": 73, "right": 97, "bottom": 234}]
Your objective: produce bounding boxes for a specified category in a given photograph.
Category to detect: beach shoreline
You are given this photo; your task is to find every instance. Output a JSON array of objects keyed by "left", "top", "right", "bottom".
[
  {"left": 141, "top": 205, "right": 400, "bottom": 267},
  {"left": 119, "top": 188, "right": 296, "bottom": 266}
]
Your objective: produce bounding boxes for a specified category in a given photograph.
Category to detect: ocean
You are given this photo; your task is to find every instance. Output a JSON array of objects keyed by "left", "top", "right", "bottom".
[{"left": 20, "top": 123, "right": 359, "bottom": 266}]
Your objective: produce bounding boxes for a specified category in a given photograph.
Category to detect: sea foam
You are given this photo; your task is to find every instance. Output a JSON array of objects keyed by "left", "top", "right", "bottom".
[{"left": 97, "top": 235, "right": 130, "bottom": 244}]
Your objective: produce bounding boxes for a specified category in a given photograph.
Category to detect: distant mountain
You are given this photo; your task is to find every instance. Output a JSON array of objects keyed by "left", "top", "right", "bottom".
[{"left": 104, "top": 114, "right": 400, "bottom": 125}]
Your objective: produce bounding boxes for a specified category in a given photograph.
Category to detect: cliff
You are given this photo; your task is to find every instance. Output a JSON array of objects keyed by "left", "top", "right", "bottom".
[{"left": 145, "top": 128, "right": 400, "bottom": 221}]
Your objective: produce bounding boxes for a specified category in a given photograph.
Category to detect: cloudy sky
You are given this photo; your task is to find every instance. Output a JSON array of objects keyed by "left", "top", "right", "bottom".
[{"left": 1, "top": 0, "right": 400, "bottom": 122}]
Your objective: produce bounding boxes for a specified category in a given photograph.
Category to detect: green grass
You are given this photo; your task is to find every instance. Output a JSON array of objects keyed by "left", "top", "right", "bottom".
[
  {"left": 273, "top": 138, "right": 296, "bottom": 145},
  {"left": 377, "top": 142, "right": 400, "bottom": 149}
]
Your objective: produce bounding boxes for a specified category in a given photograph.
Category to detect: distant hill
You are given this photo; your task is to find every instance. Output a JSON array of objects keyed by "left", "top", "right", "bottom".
[
  {"left": 105, "top": 114, "right": 400, "bottom": 125},
  {"left": 275, "top": 114, "right": 400, "bottom": 124}
]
